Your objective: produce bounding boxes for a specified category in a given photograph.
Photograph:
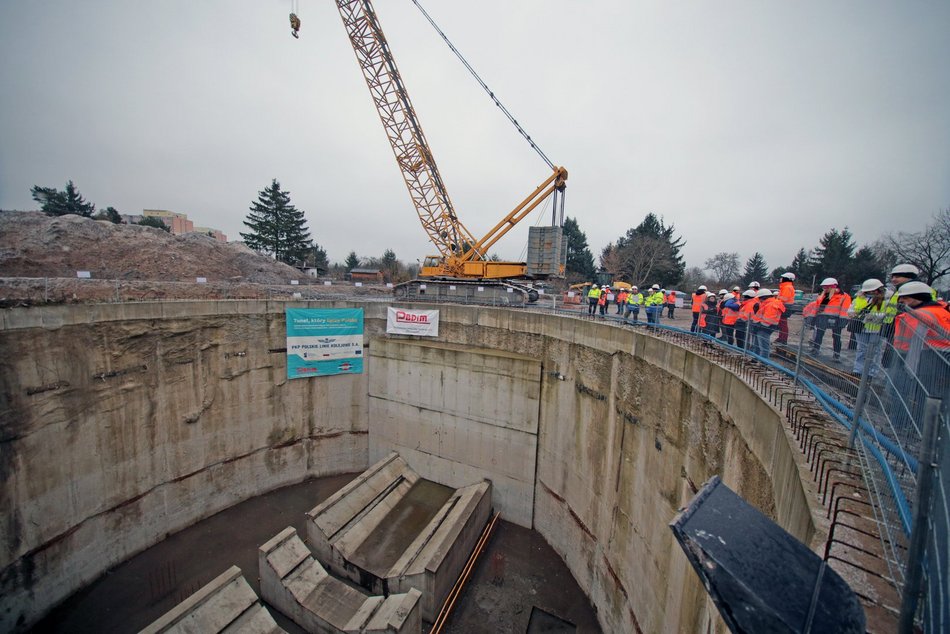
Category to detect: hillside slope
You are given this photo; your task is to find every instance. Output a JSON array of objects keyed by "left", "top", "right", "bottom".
[{"left": 0, "top": 211, "right": 302, "bottom": 284}]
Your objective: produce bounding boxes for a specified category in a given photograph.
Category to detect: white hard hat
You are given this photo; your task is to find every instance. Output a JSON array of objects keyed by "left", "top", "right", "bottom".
[
  {"left": 718, "top": 289, "right": 729, "bottom": 295},
  {"left": 756, "top": 289, "right": 773, "bottom": 298},
  {"left": 631, "top": 285, "right": 638, "bottom": 290},
  {"left": 732, "top": 286, "right": 740, "bottom": 291},
  {"left": 749, "top": 281, "right": 760, "bottom": 289},
  {"left": 698, "top": 285, "right": 707, "bottom": 291},
  {"left": 860, "top": 278, "right": 884, "bottom": 293},
  {"left": 742, "top": 289, "right": 757, "bottom": 298},
  {"left": 890, "top": 263, "right": 920, "bottom": 277},
  {"left": 781, "top": 272, "right": 796, "bottom": 280},
  {"left": 706, "top": 291, "right": 716, "bottom": 298},
  {"left": 651, "top": 284, "right": 659, "bottom": 290},
  {"left": 897, "top": 281, "right": 933, "bottom": 298},
  {"left": 820, "top": 277, "right": 838, "bottom": 287}
]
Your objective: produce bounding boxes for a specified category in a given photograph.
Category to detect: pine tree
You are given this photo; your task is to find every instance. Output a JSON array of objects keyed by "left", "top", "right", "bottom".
[
  {"left": 848, "top": 246, "right": 885, "bottom": 287},
  {"left": 742, "top": 252, "right": 769, "bottom": 286},
  {"left": 810, "top": 228, "right": 856, "bottom": 288},
  {"left": 305, "top": 244, "right": 330, "bottom": 272},
  {"left": 97, "top": 206, "right": 122, "bottom": 224},
  {"left": 380, "top": 249, "right": 400, "bottom": 282},
  {"left": 790, "top": 248, "right": 812, "bottom": 280},
  {"left": 30, "top": 180, "right": 96, "bottom": 217},
  {"left": 240, "top": 179, "right": 312, "bottom": 264},
  {"left": 562, "top": 217, "right": 596, "bottom": 282},
  {"left": 344, "top": 252, "right": 360, "bottom": 270}
]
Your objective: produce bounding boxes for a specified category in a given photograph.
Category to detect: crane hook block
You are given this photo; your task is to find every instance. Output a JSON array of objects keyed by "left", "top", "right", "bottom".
[{"left": 289, "top": 13, "right": 301, "bottom": 39}]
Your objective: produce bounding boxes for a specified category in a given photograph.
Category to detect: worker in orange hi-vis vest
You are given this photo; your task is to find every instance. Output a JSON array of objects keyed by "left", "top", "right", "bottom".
[
  {"left": 616, "top": 288, "right": 628, "bottom": 315},
  {"left": 666, "top": 290, "right": 677, "bottom": 319},
  {"left": 735, "top": 289, "right": 760, "bottom": 351},
  {"left": 701, "top": 291, "right": 721, "bottom": 336},
  {"left": 776, "top": 272, "right": 796, "bottom": 344},
  {"left": 809, "top": 277, "right": 852, "bottom": 361},
  {"left": 893, "top": 280, "right": 950, "bottom": 423},
  {"left": 752, "top": 289, "right": 787, "bottom": 358},
  {"left": 690, "top": 285, "right": 707, "bottom": 333},
  {"left": 597, "top": 285, "right": 609, "bottom": 316},
  {"left": 719, "top": 290, "right": 740, "bottom": 345},
  {"left": 722, "top": 292, "right": 742, "bottom": 346}
]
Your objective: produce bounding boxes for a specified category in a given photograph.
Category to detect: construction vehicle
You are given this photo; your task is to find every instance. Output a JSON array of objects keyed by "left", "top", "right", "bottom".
[{"left": 328, "top": 1, "right": 568, "bottom": 303}]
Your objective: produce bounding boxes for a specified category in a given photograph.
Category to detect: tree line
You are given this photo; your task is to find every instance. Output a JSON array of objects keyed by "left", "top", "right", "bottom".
[
  {"left": 696, "top": 215, "right": 950, "bottom": 292},
  {"left": 563, "top": 209, "right": 950, "bottom": 293},
  {"left": 21, "top": 178, "right": 949, "bottom": 290}
]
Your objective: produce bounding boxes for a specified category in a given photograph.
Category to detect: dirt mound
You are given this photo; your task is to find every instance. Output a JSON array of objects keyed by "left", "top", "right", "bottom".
[{"left": 0, "top": 211, "right": 303, "bottom": 284}]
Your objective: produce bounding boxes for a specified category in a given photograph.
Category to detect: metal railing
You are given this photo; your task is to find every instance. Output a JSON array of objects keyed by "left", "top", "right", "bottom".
[{"left": 551, "top": 300, "right": 948, "bottom": 633}]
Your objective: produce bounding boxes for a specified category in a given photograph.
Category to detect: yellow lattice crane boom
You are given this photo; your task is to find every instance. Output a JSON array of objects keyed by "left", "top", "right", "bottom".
[{"left": 333, "top": 0, "right": 568, "bottom": 284}]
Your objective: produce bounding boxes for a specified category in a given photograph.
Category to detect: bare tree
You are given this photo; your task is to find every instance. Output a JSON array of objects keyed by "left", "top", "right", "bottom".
[
  {"left": 605, "top": 236, "right": 677, "bottom": 287},
  {"left": 680, "top": 266, "right": 707, "bottom": 291},
  {"left": 703, "top": 252, "right": 741, "bottom": 285},
  {"left": 885, "top": 207, "right": 950, "bottom": 286}
]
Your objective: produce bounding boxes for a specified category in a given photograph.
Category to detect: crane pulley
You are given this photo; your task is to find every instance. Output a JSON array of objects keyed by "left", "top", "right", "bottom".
[{"left": 289, "top": 0, "right": 300, "bottom": 39}]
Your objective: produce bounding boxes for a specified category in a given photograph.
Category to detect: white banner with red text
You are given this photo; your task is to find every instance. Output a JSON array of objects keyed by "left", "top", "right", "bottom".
[{"left": 386, "top": 307, "right": 439, "bottom": 337}]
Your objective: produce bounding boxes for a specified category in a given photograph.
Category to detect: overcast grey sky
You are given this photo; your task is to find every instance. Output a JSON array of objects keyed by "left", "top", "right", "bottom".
[{"left": 2, "top": 1, "right": 948, "bottom": 274}]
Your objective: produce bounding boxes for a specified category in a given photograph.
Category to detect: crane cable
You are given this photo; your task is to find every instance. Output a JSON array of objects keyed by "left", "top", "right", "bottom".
[{"left": 407, "top": 0, "right": 556, "bottom": 171}]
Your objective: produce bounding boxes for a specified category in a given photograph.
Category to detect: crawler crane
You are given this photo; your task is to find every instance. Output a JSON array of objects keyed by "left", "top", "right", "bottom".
[{"left": 328, "top": 1, "right": 569, "bottom": 303}]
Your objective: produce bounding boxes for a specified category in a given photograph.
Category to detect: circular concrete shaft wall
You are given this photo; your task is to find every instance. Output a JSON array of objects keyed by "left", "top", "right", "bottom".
[{"left": 0, "top": 301, "right": 824, "bottom": 632}]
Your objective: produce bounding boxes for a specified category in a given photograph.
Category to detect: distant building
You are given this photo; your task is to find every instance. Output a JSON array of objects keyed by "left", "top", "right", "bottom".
[
  {"left": 122, "top": 209, "right": 227, "bottom": 242},
  {"left": 349, "top": 268, "right": 383, "bottom": 283},
  {"left": 192, "top": 226, "right": 228, "bottom": 242},
  {"left": 142, "top": 209, "right": 193, "bottom": 234}
]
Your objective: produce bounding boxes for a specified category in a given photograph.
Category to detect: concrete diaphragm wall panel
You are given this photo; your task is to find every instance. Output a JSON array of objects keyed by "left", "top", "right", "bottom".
[{"left": 0, "top": 301, "right": 824, "bottom": 634}]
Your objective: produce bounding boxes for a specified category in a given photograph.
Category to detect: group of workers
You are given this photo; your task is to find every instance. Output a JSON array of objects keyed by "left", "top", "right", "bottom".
[
  {"left": 583, "top": 264, "right": 948, "bottom": 376},
  {"left": 586, "top": 283, "right": 667, "bottom": 323},
  {"left": 796, "top": 264, "right": 948, "bottom": 381},
  {"left": 585, "top": 264, "right": 948, "bottom": 442},
  {"left": 683, "top": 279, "right": 792, "bottom": 358}
]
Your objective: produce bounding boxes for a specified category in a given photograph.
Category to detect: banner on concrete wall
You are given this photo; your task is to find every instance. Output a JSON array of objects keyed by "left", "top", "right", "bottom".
[
  {"left": 286, "top": 308, "right": 363, "bottom": 379},
  {"left": 386, "top": 307, "right": 439, "bottom": 337}
]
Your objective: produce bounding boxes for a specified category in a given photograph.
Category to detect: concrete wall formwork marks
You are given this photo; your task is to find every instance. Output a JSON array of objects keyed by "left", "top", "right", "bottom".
[
  {"left": 0, "top": 302, "right": 824, "bottom": 634},
  {"left": 0, "top": 302, "right": 370, "bottom": 632},
  {"left": 368, "top": 339, "right": 541, "bottom": 528}
]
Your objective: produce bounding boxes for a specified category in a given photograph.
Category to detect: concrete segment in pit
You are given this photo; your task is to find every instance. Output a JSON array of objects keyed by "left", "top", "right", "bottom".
[
  {"left": 139, "top": 565, "right": 285, "bottom": 634},
  {"left": 259, "top": 527, "right": 421, "bottom": 634},
  {"left": 307, "top": 452, "right": 492, "bottom": 621}
]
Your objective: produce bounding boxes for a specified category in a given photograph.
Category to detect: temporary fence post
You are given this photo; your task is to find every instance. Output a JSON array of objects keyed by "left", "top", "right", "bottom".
[
  {"left": 793, "top": 315, "right": 807, "bottom": 383},
  {"left": 897, "top": 396, "right": 943, "bottom": 634},
  {"left": 44, "top": 277, "right": 49, "bottom": 303},
  {"left": 847, "top": 334, "right": 879, "bottom": 449}
]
